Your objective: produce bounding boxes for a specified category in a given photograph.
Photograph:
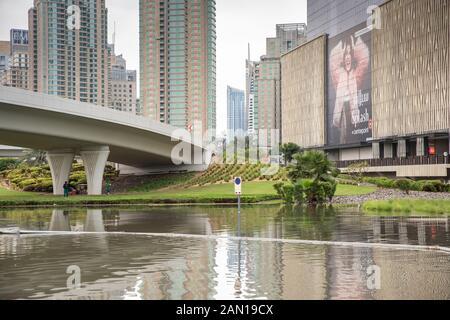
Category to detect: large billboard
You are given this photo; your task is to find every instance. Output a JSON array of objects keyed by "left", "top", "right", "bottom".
[{"left": 327, "top": 22, "right": 372, "bottom": 147}]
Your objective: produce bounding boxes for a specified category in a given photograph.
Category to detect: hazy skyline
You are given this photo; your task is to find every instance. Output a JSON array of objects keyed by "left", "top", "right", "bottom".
[{"left": 0, "top": 0, "right": 307, "bottom": 134}]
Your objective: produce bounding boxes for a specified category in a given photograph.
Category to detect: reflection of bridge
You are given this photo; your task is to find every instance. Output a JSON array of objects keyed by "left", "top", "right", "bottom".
[{"left": 0, "top": 87, "right": 210, "bottom": 195}]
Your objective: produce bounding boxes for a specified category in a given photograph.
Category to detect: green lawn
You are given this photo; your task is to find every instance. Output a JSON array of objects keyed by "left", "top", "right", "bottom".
[
  {"left": 0, "top": 187, "right": 37, "bottom": 197},
  {"left": 363, "top": 199, "right": 450, "bottom": 215},
  {"left": 334, "top": 184, "right": 376, "bottom": 197},
  {"left": 0, "top": 182, "right": 376, "bottom": 207}
]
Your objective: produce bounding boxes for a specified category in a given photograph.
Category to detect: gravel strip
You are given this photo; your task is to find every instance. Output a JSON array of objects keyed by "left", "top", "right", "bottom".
[{"left": 332, "top": 188, "right": 450, "bottom": 205}]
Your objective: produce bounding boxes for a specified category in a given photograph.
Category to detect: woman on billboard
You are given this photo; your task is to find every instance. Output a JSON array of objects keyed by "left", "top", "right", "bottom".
[{"left": 330, "top": 34, "right": 369, "bottom": 145}]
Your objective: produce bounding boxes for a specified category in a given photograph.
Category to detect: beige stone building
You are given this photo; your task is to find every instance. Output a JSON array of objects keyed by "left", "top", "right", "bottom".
[
  {"left": 281, "top": 35, "right": 326, "bottom": 149},
  {"left": 282, "top": 0, "right": 450, "bottom": 177}
]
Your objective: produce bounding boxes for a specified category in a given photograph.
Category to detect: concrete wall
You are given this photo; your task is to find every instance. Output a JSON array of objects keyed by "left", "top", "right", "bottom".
[
  {"left": 281, "top": 35, "right": 326, "bottom": 148},
  {"left": 339, "top": 147, "right": 373, "bottom": 161}
]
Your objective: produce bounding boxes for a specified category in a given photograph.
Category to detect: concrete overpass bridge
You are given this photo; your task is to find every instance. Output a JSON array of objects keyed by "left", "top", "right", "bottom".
[{"left": 0, "top": 87, "right": 210, "bottom": 195}]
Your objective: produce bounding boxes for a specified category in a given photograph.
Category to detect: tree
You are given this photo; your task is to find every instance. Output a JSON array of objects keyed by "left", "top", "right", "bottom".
[
  {"left": 347, "top": 161, "right": 369, "bottom": 183},
  {"left": 280, "top": 143, "right": 302, "bottom": 165},
  {"left": 288, "top": 150, "right": 338, "bottom": 183},
  {"left": 21, "top": 149, "right": 47, "bottom": 166},
  {"left": 274, "top": 150, "right": 339, "bottom": 206}
]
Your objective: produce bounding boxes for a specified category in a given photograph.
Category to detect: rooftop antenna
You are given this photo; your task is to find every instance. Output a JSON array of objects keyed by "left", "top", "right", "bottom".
[{"left": 248, "top": 43, "right": 251, "bottom": 61}]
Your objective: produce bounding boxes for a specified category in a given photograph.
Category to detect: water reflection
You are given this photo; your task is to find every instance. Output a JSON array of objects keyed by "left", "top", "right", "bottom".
[{"left": 0, "top": 206, "right": 449, "bottom": 300}]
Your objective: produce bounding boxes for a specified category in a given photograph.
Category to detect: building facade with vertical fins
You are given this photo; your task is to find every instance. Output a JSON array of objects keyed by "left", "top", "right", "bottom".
[
  {"left": 282, "top": 0, "right": 450, "bottom": 178},
  {"left": 140, "top": 0, "right": 217, "bottom": 140}
]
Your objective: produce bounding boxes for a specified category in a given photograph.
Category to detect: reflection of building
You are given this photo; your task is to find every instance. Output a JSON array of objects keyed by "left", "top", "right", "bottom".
[
  {"left": 282, "top": 0, "right": 450, "bottom": 178},
  {"left": 227, "top": 86, "right": 245, "bottom": 140},
  {"left": 28, "top": 0, "right": 109, "bottom": 106},
  {"left": 139, "top": 0, "right": 217, "bottom": 140},
  {"left": 108, "top": 45, "right": 137, "bottom": 114}
]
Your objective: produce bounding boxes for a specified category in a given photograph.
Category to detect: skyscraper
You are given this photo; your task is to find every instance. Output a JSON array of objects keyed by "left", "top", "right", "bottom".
[
  {"left": 266, "top": 23, "right": 307, "bottom": 58},
  {"left": 245, "top": 52, "right": 258, "bottom": 136},
  {"left": 227, "top": 86, "right": 245, "bottom": 140},
  {"left": 28, "top": 0, "right": 109, "bottom": 106},
  {"left": 140, "top": 0, "right": 217, "bottom": 140},
  {"left": 0, "top": 41, "right": 10, "bottom": 83},
  {"left": 1, "top": 29, "right": 29, "bottom": 90},
  {"left": 246, "top": 24, "right": 306, "bottom": 142},
  {"left": 108, "top": 45, "right": 137, "bottom": 114}
]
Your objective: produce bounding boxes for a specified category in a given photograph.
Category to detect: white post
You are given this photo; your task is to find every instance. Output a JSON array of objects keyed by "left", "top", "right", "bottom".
[
  {"left": 80, "top": 146, "right": 110, "bottom": 196},
  {"left": 46, "top": 149, "right": 75, "bottom": 196}
]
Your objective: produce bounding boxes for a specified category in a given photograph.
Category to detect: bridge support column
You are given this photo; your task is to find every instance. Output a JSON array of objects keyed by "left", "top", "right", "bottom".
[
  {"left": 47, "top": 149, "right": 75, "bottom": 196},
  {"left": 80, "top": 146, "right": 110, "bottom": 195}
]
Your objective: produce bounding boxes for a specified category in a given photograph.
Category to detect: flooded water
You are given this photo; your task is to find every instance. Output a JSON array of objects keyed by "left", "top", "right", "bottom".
[{"left": 0, "top": 205, "right": 449, "bottom": 300}]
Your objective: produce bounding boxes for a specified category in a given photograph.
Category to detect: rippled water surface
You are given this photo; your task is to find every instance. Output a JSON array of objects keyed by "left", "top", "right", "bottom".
[{"left": 0, "top": 205, "right": 449, "bottom": 300}]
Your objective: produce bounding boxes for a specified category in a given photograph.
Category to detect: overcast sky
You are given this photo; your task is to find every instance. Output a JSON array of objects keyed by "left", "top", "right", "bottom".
[{"left": 0, "top": 0, "right": 307, "bottom": 134}]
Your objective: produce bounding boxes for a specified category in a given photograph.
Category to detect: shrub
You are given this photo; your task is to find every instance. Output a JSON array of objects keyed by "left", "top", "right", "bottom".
[
  {"left": 421, "top": 181, "right": 445, "bottom": 193},
  {"left": 363, "top": 177, "right": 396, "bottom": 189},
  {"left": 394, "top": 179, "right": 414, "bottom": 194},
  {"left": 18, "top": 178, "right": 37, "bottom": 189},
  {"left": 0, "top": 158, "right": 19, "bottom": 172}
]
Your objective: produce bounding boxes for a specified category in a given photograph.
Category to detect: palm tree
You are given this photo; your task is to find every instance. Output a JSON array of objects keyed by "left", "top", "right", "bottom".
[{"left": 288, "top": 151, "right": 338, "bottom": 183}]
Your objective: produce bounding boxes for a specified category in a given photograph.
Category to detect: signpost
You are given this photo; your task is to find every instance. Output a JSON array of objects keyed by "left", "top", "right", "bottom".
[
  {"left": 234, "top": 177, "right": 243, "bottom": 293},
  {"left": 234, "top": 177, "right": 242, "bottom": 236}
]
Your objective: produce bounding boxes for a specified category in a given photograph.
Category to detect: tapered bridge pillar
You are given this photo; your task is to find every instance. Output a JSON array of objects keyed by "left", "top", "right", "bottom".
[
  {"left": 80, "top": 146, "right": 110, "bottom": 196},
  {"left": 47, "top": 149, "right": 75, "bottom": 195}
]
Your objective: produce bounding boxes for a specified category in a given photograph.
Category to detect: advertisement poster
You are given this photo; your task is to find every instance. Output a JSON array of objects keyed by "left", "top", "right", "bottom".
[
  {"left": 10, "top": 29, "right": 28, "bottom": 45},
  {"left": 327, "top": 22, "right": 372, "bottom": 146}
]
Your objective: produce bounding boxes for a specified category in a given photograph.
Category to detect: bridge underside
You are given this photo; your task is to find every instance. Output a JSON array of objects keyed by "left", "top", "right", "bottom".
[
  {"left": 0, "top": 89, "right": 209, "bottom": 195},
  {"left": 0, "top": 129, "right": 172, "bottom": 167}
]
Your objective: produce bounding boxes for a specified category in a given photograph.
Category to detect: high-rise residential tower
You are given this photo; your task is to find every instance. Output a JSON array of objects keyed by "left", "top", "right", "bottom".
[
  {"left": 266, "top": 23, "right": 307, "bottom": 58},
  {"left": 0, "top": 41, "right": 10, "bottom": 82},
  {"left": 246, "top": 24, "right": 306, "bottom": 142},
  {"left": 28, "top": 0, "right": 109, "bottom": 106},
  {"left": 1, "top": 29, "right": 30, "bottom": 90},
  {"left": 108, "top": 44, "right": 137, "bottom": 114},
  {"left": 140, "top": 0, "right": 217, "bottom": 140},
  {"left": 226, "top": 86, "right": 245, "bottom": 140}
]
